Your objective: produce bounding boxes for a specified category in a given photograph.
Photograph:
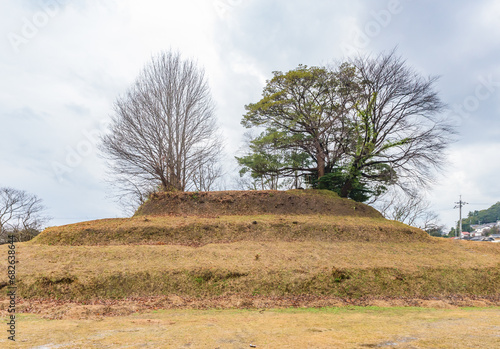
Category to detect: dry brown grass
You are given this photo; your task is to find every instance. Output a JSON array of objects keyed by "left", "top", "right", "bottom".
[
  {"left": 4, "top": 190, "right": 499, "bottom": 306},
  {"left": 134, "top": 189, "right": 383, "bottom": 218},
  {"left": 11, "top": 239, "right": 500, "bottom": 278},
  {"left": 1, "top": 307, "right": 499, "bottom": 348},
  {"left": 1, "top": 238, "right": 499, "bottom": 302},
  {"left": 31, "top": 214, "right": 429, "bottom": 246},
  {"left": 1, "top": 190, "right": 497, "bottom": 346}
]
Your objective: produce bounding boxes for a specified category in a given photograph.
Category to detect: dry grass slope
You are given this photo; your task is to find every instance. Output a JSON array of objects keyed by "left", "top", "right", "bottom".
[
  {"left": 32, "top": 215, "right": 430, "bottom": 246},
  {"left": 134, "top": 189, "right": 383, "bottom": 218},
  {"left": 33, "top": 189, "right": 424, "bottom": 246}
]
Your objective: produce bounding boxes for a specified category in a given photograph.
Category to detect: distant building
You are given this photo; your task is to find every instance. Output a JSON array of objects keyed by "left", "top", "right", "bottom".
[{"left": 470, "top": 221, "right": 500, "bottom": 235}]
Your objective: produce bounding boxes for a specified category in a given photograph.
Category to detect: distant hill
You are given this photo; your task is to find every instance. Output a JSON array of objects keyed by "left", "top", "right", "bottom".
[{"left": 462, "top": 202, "right": 500, "bottom": 231}]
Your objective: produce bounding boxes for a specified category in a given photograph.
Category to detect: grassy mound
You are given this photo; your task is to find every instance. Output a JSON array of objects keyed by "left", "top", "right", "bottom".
[
  {"left": 32, "top": 215, "right": 430, "bottom": 246},
  {"left": 11, "top": 189, "right": 499, "bottom": 306},
  {"left": 33, "top": 189, "right": 408, "bottom": 246},
  {"left": 134, "top": 189, "right": 383, "bottom": 218}
]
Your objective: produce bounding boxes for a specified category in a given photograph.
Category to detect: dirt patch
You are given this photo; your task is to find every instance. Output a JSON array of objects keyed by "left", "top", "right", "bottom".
[
  {"left": 3, "top": 295, "right": 498, "bottom": 320},
  {"left": 134, "top": 189, "right": 383, "bottom": 218}
]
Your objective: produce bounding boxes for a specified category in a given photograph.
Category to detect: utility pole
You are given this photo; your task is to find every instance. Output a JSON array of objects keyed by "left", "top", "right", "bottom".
[{"left": 454, "top": 195, "right": 468, "bottom": 239}]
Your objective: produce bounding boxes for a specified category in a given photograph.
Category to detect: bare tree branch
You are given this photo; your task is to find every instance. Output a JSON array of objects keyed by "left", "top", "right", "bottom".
[
  {"left": 375, "top": 186, "right": 441, "bottom": 230},
  {"left": 346, "top": 50, "right": 456, "bottom": 193}
]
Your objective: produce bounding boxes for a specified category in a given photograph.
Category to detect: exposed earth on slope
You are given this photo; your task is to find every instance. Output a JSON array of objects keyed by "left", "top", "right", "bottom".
[{"left": 134, "top": 189, "right": 383, "bottom": 218}]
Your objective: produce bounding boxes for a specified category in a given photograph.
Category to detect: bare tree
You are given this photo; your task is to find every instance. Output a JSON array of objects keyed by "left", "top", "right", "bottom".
[
  {"left": 375, "top": 187, "right": 441, "bottom": 230},
  {"left": 191, "top": 160, "right": 223, "bottom": 192},
  {"left": 100, "top": 50, "right": 223, "bottom": 203},
  {"left": 0, "top": 187, "right": 49, "bottom": 243},
  {"left": 340, "top": 50, "right": 455, "bottom": 197}
]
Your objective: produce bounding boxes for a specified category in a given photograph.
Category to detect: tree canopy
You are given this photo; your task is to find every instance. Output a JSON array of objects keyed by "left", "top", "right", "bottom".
[{"left": 237, "top": 51, "right": 454, "bottom": 201}]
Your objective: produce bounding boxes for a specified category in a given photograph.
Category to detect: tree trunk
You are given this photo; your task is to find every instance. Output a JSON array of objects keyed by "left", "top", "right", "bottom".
[
  {"left": 316, "top": 141, "right": 326, "bottom": 178},
  {"left": 340, "top": 179, "right": 352, "bottom": 198}
]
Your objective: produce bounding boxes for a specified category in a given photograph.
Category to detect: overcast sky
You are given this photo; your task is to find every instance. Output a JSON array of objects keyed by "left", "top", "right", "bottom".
[{"left": 1, "top": 0, "right": 499, "bottom": 229}]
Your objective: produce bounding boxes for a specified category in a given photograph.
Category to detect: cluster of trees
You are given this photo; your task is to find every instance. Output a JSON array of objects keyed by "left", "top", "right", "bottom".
[
  {"left": 98, "top": 49, "right": 454, "bottom": 231},
  {"left": 100, "top": 49, "right": 454, "bottom": 207},
  {"left": 0, "top": 187, "right": 48, "bottom": 243},
  {"left": 1, "top": 50, "right": 456, "bottom": 236},
  {"left": 236, "top": 51, "right": 454, "bottom": 202}
]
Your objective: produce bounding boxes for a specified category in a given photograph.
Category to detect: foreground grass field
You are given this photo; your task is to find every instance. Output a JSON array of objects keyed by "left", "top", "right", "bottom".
[{"left": 1, "top": 307, "right": 499, "bottom": 348}]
